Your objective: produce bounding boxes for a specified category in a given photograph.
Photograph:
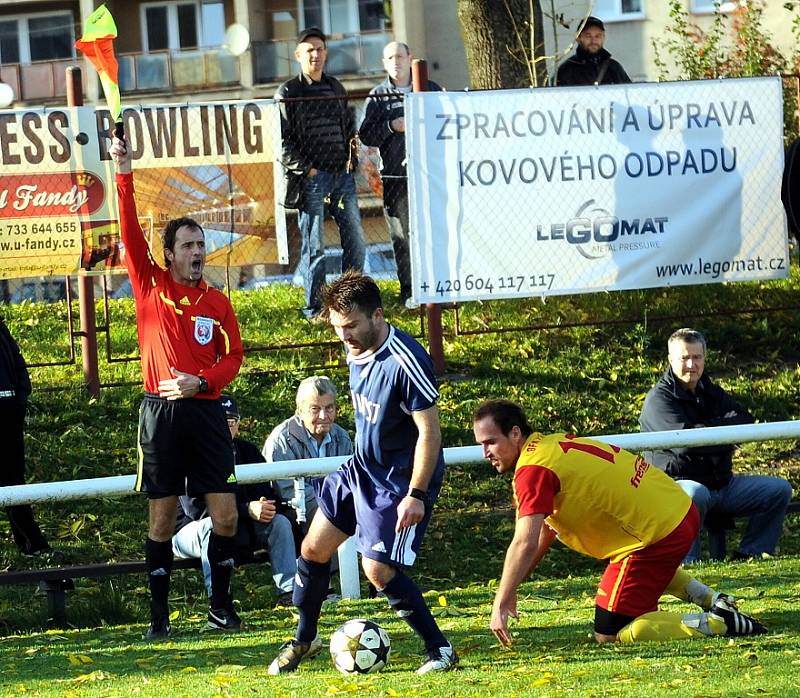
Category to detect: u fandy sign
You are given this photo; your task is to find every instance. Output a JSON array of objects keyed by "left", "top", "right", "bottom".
[
  {"left": 0, "top": 100, "right": 284, "bottom": 280},
  {"left": 406, "top": 76, "right": 788, "bottom": 303}
]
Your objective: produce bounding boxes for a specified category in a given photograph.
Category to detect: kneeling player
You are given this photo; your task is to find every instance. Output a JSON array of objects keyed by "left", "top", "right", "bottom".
[{"left": 473, "top": 399, "right": 767, "bottom": 645}]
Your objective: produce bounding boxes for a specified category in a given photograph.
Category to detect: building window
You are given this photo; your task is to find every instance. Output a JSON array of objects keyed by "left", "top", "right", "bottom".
[
  {"left": 691, "top": 0, "right": 739, "bottom": 13},
  {"left": 589, "top": 0, "right": 645, "bottom": 21},
  {"left": 141, "top": 1, "right": 224, "bottom": 51},
  {"left": 0, "top": 11, "right": 74, "bottom": 64},
  {"left": 300, "top": 0, "right": 386, "bottom": 35}
]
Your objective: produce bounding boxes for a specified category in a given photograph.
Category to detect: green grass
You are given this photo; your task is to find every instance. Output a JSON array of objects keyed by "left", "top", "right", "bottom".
[
  {"left": 1, "top": 271, "right": 800, "bottom": 695},
  {"left": 0, "top": 552, "right": 798, "bottom": 697}
]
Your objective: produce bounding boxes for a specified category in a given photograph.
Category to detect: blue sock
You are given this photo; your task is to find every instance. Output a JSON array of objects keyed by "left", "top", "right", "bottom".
[
  {"left": 382, "top": 570, "right": 447, "bottom": 652},
  {"left": 294, "top": 556, "right": 331, "bottom": 643}
]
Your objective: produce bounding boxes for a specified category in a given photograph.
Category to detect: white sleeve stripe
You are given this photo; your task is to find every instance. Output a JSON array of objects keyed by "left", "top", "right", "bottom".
[{"left": 388, "top": 336, "right": 439, "bottom": 402}]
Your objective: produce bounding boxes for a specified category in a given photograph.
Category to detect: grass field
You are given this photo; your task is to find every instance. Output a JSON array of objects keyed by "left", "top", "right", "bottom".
[{"left": 1, "top": 272, "right": 799, "bottom": 696}]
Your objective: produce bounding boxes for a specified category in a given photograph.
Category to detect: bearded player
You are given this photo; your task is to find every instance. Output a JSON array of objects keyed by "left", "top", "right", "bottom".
[
  {"left": 268, "top": 271, "right": 457, "bottom": 674},
  {"left": 473, "top": 399, "right": 767, "bottom": 645}
]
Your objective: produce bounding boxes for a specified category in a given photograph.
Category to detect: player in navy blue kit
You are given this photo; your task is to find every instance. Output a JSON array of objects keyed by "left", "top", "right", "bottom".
[{"left": 268, "top": 271, "right": 458, "bottom": 675}]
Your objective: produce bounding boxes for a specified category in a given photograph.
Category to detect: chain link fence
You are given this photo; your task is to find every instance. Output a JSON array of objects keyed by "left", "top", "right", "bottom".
[{"left": 2, "top": 77, "right": 798, "bottom": 382}]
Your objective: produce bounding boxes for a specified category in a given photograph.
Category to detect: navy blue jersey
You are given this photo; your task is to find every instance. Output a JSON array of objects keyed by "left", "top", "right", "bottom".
[{"left": 347, "top": 325, "right": 445, "bottom": 493}]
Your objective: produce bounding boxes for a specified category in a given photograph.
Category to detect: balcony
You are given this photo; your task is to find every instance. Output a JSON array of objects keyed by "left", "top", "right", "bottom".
[
  {"left": 117, "top": 47, "right": 241, "bottom": 94},
  {"left": 0, "top": 58, "right": 78, "bottom": 102},
  {"left": 253, "top": 30, "right": 391, "bottom": 84}
]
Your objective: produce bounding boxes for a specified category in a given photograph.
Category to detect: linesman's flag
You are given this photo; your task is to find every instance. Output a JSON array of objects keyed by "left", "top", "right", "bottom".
[{"left": 75, "top": 4, "right": 121, "bottom": 126}]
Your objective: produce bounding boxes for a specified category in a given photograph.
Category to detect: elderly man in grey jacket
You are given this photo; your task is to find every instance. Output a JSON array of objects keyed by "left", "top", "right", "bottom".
[{"left": 262, "top": 376, "right": 353, "bottom": 537}]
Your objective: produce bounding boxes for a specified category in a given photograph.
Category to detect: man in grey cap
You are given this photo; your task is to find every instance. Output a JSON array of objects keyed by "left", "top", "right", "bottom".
[
  {"left": 554, "top": 16, "right": 631, "bottom": 86},
  {"left": 276, "top": 26, "right": 366, "bottom": 319}
]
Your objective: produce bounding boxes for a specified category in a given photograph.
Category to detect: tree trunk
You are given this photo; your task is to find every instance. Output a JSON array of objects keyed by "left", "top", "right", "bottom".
[{"left": 457, "top": 0, "right": 547, "bottom": 89}]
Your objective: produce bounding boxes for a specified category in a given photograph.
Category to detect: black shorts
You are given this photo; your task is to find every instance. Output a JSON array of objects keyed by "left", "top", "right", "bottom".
[{"left": 135, "top": 394, "right": 236, "bottom": 497}]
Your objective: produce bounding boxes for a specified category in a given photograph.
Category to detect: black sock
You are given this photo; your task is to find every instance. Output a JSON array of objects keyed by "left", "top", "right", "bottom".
[
  {"left": 294, "top": 556, "right": 331, "bottom": 643},
  {"left": 382, "top": 570, "right": 446, "bottom": 652},
  {"left": 145, "top": 537, "right": 173, "bottom": 620},
  {"left": 207, "top": 530, "right": 236, "bottom": 609}
]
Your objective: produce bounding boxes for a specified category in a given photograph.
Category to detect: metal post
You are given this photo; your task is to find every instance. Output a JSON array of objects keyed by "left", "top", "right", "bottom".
[
  {"left": 411, "top": 59, "right": 445, "bottom": 375},
  {"left": 66, "top": 66, "right": 100, "bottom": 397}
]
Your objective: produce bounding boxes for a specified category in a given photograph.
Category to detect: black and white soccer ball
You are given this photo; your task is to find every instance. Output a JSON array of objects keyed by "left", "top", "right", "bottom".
[{"left": 329, "top": 618, "right": 391, "bottom": 674}]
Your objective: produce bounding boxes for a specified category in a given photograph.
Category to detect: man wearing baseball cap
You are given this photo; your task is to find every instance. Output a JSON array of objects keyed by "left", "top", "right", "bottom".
[
  {"left": 173, "top": 395, "right": 298, "bottom": 622},
  {"left": 275, "top": 26, "right": 366, "bottom": 319},
  {"left": 554, "top": 16, "right": 631, "bottom": 86}
]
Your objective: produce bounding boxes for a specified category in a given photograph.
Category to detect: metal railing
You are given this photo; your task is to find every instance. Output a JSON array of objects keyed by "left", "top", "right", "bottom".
[{"left": 2, "top": 421, "right": 799, "bottom": 599}]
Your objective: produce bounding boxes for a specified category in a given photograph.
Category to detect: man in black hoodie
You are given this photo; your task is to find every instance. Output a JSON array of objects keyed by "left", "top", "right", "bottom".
[
  {"left": 554, "top": 16, "right": 631, "bottom": 87},
  {"left": 0, "top": 316, "right": 50, "bottom": 556},
  {"left": 639, "top": 328, "right": 792, "bottom": 563}
]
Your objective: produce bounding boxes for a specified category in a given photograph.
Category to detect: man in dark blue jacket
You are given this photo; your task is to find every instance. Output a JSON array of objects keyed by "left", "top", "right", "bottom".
[
  {"left": 639, "top": 328, "right": 792, "bottom": 563},
  {"left": 360, "top": 42, "right": 442, "bottom": 308}
]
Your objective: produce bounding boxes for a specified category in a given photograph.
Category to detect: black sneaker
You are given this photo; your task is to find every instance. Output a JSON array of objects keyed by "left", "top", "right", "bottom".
[
  {"left": 267, "top": 636, "right": 323, "bottom": 675},
  {"left": 208, "top": 604, "right": 243, "bottom": 631},
  {"left": 144, "top": 616, "right": 171, "bottom": 640},
  {"left": 274, "top": 591, "right": 293, "bottom": 608},
  {"left": 710, "top": 597, "right": 767, "bottom": 636}
]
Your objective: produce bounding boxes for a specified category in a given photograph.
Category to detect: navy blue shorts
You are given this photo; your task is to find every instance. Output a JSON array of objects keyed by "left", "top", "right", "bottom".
[{"left": 315, "top": 460, "right": 437, "bottom": 568}]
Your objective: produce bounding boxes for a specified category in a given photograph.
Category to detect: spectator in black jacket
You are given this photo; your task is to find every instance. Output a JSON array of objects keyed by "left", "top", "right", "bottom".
[
  {"left": 172, "top": 395, "right": 297, "bottom": 623},
  {"left": 0, "top": 316, "right": 50, "bottom": 556},
  {"left": 553, "top": 16, "right": 631, "bottom": 87},
  {"left": 360, "top": 41, "right": 443, "bottom": 308},
  {"left": 639, "top": 328, "right": 792, "bottom": 563},
  {"left": 275, "top": 26, "right": 366, "bottom": 319}
]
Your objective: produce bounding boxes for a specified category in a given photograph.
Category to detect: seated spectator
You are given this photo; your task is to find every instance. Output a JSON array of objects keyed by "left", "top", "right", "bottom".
[
  {"left": 639, "top": 328, "right": 792, "bottom": 563},
  {"left": 262, "top": 376, "right": 353, "bottom": 539},
  {"left": 173, "top": 395, "right": 297, "bottom": 620}
]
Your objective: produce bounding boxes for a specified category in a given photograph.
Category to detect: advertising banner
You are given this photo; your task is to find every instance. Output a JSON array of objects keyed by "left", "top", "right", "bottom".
[
  {"left": 0, "top": 100, "right": 285, "bottom": 280},
  {"left": 406, "top": 77, "right": 789, "bottom": 303}
]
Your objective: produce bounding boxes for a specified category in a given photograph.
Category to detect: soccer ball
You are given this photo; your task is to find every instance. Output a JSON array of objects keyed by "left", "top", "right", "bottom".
[{"left": 329, "top": 618, "right": 391, "bottom": 674}]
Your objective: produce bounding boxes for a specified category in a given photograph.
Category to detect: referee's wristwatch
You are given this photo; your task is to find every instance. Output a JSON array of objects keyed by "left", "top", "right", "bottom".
[
  {"left": 407, "top": 487, "right": 431, "bottom": 507},
  {"left": 197, "top": 376, "right": 209, "bottom": 394}
]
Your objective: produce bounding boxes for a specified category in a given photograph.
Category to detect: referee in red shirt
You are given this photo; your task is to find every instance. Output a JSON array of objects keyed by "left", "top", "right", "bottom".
[{"left": 111, "top": 137, "right": 244, "bottom": 638}]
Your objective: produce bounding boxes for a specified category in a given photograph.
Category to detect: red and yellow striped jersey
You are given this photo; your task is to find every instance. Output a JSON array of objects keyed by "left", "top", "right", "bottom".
[{"left": 513, "top": 433, "right": 691, "bottom": 562}]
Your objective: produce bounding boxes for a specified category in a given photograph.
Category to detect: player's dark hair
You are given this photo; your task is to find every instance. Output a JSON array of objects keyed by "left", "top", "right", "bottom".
[
  {"left": 321, "top": 270, "right": 382, "bottom": 318},
  {"left": 473, "top": 399, "right": 533, "bottom": 437},
  {"left": 162, "top": 217, "right": 204, "bottom": 268}
]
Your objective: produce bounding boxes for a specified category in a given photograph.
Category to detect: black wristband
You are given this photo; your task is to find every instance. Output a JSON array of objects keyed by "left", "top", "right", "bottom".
[
  {"left": 407, "top": 487, "right": 428, "bottom": 502},
  {"left": 198, "top": 376, "right": 209, "bottom": 394}
]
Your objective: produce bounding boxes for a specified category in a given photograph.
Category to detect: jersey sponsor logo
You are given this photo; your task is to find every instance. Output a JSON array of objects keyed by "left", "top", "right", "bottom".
[
  {"left": 353, "top": 392, "right": 381, "bottom": 423},
  {"left": 371, "top": 541, "right": 387, "bottom": 553},
  {"left": 630, "top": 457, "right": 650, "bottom": 488},
  {"left": 194, "top": 315, "right": 214, "bottom": 345}
]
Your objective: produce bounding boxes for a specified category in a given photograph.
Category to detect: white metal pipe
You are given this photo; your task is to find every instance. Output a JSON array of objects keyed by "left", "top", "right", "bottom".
[
  {"left": 337, "top": 536, "right": 360, "bottom": 599},
  {"left": 3, "top": 421, "right": 800, "bottom": 507},
  {"left": 3, "top": 420, "right": 800, "bottom": 603}
]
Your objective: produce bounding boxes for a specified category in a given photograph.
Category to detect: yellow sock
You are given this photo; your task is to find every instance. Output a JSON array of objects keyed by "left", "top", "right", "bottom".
[
  {"left": 665, "top": 568, "right": 714, "bottom": 609},
  {"left": 617, "top": 611, "right": 726, "bottom": 643}
]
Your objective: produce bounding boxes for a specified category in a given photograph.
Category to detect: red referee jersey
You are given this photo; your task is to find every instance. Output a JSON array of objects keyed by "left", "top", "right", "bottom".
[{"left": 116, "top": 172, "right": 243, "bottom": 398}]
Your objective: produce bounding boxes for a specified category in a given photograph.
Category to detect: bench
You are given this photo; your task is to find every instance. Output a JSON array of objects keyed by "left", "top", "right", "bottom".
[{"left": 0, "top": 551, "right": 271, "bottom": 626}]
